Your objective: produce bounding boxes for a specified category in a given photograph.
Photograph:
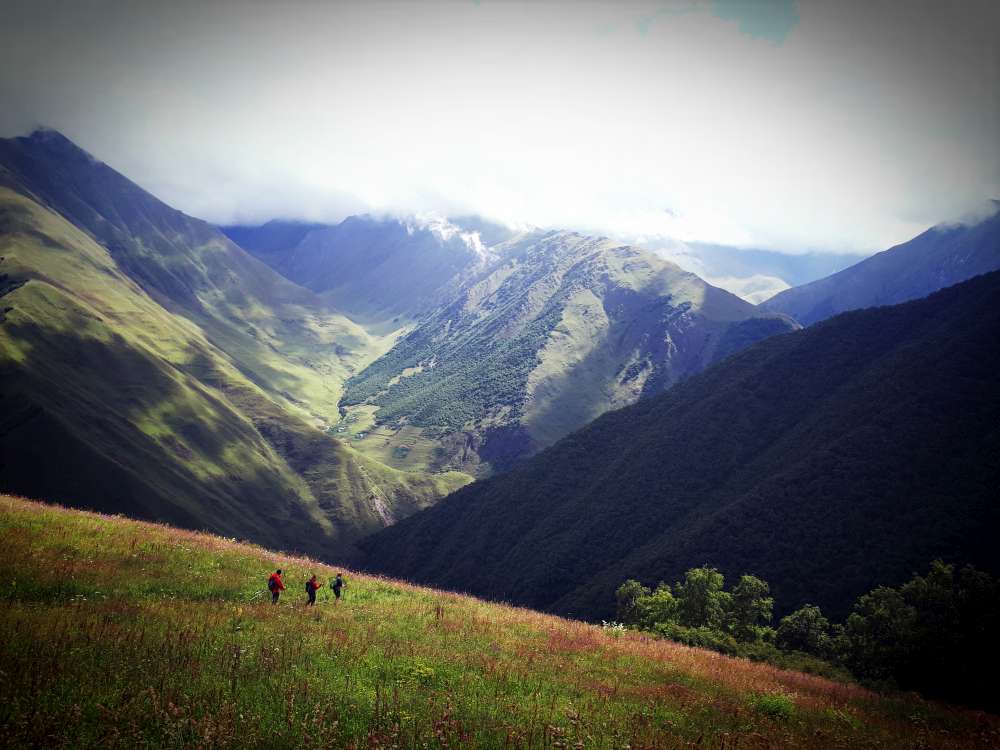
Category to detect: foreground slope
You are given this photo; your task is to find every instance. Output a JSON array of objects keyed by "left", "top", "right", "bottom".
[
  {"left": 3, "top": 495, "right": 996, "bottom": 749},
  {"left": 342, "top": 230, "right": 796, "bottom": 473},
  {"left": 361, "top": 271, "right": 1000, "bottom": 620},
  {"left": 762, "top": 204, "right": 1000, "bottom": 325}
]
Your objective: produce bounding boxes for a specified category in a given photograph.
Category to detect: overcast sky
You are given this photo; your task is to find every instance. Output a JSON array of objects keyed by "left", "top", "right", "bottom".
[{"left": 1, "top": 0, "right": 997, "bottom": 253}]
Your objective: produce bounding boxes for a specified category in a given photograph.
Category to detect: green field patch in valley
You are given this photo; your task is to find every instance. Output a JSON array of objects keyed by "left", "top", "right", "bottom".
[{"left": 336, "top": 405, "right": 456, "bottom": 474}]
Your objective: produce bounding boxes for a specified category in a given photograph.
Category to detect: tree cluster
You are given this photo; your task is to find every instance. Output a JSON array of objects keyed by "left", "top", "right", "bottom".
[
  {"left": 616, "top": 566, "right": 775, "bottom": 647},
  {"left": 616, "top": 561, "right": 1000, "bottom": 712}
]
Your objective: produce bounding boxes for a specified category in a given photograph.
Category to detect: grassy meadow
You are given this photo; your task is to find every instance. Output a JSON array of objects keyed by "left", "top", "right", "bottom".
[
  {"left": 2, "top": 495, "right": 998, "bottom": 749},
  {"left": 335, "top": 404, "right": 465, "bottom": 477}
]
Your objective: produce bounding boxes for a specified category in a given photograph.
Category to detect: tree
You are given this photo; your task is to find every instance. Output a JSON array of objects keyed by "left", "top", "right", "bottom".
[
  {"left": 728, "top": 574, "right": 773, "bottom": 641},
  {"left": 633, "top": 583, "right": 678, "bottom": 629},
  {"left": 894, "top": 561, "right": 1000, "bottom": 709},
  {"left": 615, "top": 579, "right": 650, "bottom": 625},
  {"left": 844, "top": 586, "right": 916, "bottom": 684},
  {"left": 841, "top": 561, "right": 1000, "bottom": 710},
  {"left": 776, "top": 604, "right": 831, "bottom": 654},
  {"left": 675, "top": 566, "right": 730, "bottom": 629}
]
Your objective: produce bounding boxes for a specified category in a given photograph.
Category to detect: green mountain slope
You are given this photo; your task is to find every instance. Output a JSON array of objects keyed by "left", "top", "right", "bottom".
[
  {"left": 4, "top": 495, "right": 995, "bottom": 749},
  {"left": 342, "top": 230, "right": 796, "bottom": 473},
  {"left": 0, "top": 129, "right": 380, "bottom": 418},
  {"left": 761, "top": 204, "right": 1000, "bottom": 325},
  {"left": 359, "top": 271, "right": 1000, "bottom": 620},
  {"left": 0, "top": 131, "right": 468, "bottom": 556}
]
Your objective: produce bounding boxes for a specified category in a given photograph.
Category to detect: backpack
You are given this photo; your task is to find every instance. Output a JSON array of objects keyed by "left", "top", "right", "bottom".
[
  {"left": 268, "top": 576, "right": 277, "bottom": 592},
  {"left": 305, "top": 581, "right": 312, "bottom": 592}
]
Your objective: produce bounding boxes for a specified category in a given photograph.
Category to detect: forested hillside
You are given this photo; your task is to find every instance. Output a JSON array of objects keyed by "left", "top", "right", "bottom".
[{"left": 360, "top": 271, "right": 1000, "bottom": 620}]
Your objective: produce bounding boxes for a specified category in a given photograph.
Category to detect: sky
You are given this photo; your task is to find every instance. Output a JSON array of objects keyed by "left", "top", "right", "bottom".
[{"left": 1, "top": 0, "right": 997, "bottom": 254}]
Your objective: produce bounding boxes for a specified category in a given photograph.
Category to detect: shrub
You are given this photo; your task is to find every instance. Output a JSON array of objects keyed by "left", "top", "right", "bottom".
[
  {"left": 747, "top": 692, "right": 795, "bottom": 721},
  {"left": 843, "top": 561, "right": 1000, "bottom": 710},
  {"left": 652, "top": 622, "right": 740, "bottom": 656}
]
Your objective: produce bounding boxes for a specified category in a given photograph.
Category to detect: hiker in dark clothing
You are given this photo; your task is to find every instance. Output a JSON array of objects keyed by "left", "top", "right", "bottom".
[
  {"left": 330, "top": 573, "right": 345, "bottom": 603},
  {"left": 267, "top": 569, "right": 285, "bottom": 604},
  {"left": 306, "top": 574, "right": 322, "bottom": 605}
]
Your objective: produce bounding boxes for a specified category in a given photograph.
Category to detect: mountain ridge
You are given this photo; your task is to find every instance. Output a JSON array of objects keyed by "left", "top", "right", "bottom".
[
  {"left": 344, "top": 228, "right": 797, "bottom": 472},
  {"left": 761, "top": 204, "right": 1000, "bottom": 324},
  {"left": 226, "top": 212, "right": 798, "bottom": 475},
  {"left": 0, "top": 129, "right": 469, "bottom": 557},
  {"left": 358, "top": 269, "right": 1000, "bottom": 620}
]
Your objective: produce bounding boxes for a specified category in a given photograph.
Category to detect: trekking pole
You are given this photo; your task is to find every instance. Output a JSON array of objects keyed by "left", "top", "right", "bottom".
[{"left": 247, "top": 589, "right": 266, "bottom": 603}]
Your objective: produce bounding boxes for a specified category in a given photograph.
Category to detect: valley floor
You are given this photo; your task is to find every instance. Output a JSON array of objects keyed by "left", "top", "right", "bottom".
[{"left": 1, "top": 495, "right": 997, "bottom": 749}]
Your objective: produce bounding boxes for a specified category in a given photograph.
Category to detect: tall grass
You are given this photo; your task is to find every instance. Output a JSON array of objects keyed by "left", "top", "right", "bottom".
[{"left": 1, "top": 495, "right": 997, "bottom": 748}]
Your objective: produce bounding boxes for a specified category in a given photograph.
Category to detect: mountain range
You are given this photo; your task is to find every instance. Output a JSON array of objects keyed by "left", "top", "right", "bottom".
[
  {"left": 0, "top": 129, "right": 796, "bottom": 550},
  {"left": 639, "top": 238, "right": 862, "bottom": 304},
  {"left": 359, "top": 270, "right": 1000, "bottom": 620},
  {"left": 2, "top": 128, "right": 998, "bottom": 619},
  {"left": 228, "top": 218, "right": 798, "bottom": 473}
]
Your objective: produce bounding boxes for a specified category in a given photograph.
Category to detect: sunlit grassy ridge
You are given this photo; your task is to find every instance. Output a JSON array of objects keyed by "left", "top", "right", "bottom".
[
  {"left": 0, "top": 163, "right": 468, "bottom": 555},
  {"left": 2, "top": 496, "right": 997, "bottom": 749}
]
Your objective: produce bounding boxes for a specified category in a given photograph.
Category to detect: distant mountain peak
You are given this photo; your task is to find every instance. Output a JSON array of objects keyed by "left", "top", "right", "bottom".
[
  {"left": 25, "top": 126, "right": 68, "bottom": 142},
  {"left": 763, "top": 205, "right": 1000, "bottom": 325},
  {"left": 20, "top": 127, "right": 99, "bottom": 163}
]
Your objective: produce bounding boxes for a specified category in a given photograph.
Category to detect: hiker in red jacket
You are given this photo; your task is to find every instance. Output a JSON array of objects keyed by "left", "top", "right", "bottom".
[
  {"left": 267, "top": 568, "right": 285, "bottom": 604},
  {"left": 305, "top": 574, "right": 322, "bottom": 606}
]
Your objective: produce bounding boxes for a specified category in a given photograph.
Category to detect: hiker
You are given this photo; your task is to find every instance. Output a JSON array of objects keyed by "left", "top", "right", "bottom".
[
  {"left": 305, "top": 574, "right": 322, "bottom": 606},
  {"left": 267, "top": 568, "right": 285, "bottom": 604},
  {"left": 330, "top": 573, "right": 346, "bottom": 603}
]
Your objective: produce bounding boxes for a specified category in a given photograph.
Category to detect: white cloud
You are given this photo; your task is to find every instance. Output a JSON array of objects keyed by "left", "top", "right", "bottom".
[
  {"left": 703, "top": 274, "right": 792, "bottom": 304},
  {"left": 643, "top": 238, "right": 792, "bottom": 303},
  {"left": 404, "top": 213, "right": 489, "bottom": 258},
  {"left": 1, "top": 0, "right": 996, "bottom": 253}
]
